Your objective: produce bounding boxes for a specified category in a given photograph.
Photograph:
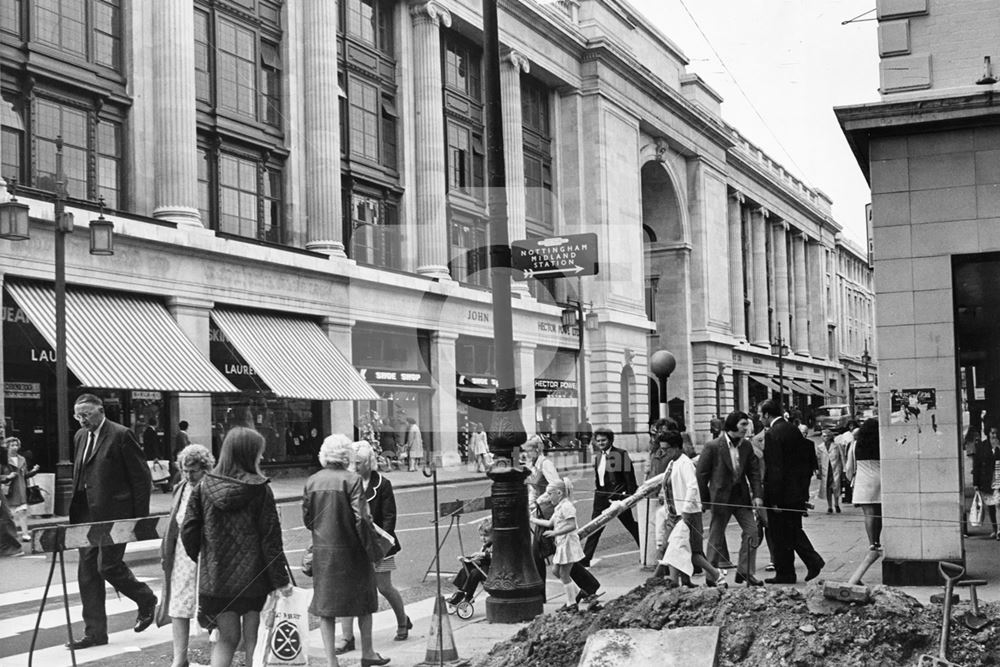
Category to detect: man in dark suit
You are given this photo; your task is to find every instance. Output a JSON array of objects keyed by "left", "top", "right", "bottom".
[
  {"left": 67, "top": 394, "right": 157, "bottom": 650},
  {"left": 759, "top": 399, "right": 824, "bottom": 584},
  {"left": 581, "top": 427, "right": 640, "bottom": 566},
  {"left": 696, "top": 410, "right": 764, "bottom": 585}
]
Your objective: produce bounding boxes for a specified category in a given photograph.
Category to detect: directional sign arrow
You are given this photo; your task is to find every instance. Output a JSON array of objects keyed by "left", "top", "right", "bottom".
[{"left": 523, "top": 265, "right": 585, "bottom": 278}]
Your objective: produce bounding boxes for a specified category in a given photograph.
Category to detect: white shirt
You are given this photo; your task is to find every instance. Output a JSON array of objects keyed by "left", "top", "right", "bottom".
[
  {"left": 83, "top": 418, "right": 106, "bottom": 461},
  {"left": 726, "top": 434, "right": 741, "bottom": 472},
  {"left": 667, "top": 454, "right": 701, "bottom": 514}
]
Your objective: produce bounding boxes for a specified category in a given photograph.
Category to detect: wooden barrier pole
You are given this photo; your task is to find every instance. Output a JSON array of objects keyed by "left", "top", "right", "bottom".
[
  {"left": 28, "top": 550, "right": 59, "bottom": 667},
  {"left": 60, "top": 549, "right": 77, "bottom": 667}
]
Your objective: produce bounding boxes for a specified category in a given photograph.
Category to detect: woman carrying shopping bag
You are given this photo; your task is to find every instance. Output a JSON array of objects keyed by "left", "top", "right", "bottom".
[
  {"left": 182, "top": 427, "right": 292, "bottom": 667},
  {"left": 2, "top": 437, "right": 39, "bottom": 542}
]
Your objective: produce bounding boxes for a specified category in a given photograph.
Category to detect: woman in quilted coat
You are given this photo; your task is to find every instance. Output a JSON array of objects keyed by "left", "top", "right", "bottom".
[
  {"left": 182, "top": 427, "right": 291, "bottom": 667},
  {"left": 304, "top": 434, "right": 388, "bottom": 667}
]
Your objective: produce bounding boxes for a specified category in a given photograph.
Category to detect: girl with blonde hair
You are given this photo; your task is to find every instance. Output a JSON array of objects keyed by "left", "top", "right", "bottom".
[{"left": 530, "top": 477, "right": 586, "bottom": 610}]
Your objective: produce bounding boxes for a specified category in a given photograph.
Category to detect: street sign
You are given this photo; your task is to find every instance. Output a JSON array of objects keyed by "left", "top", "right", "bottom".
[{"left": 511, "top": 233, "right": 598, "bottom": 280}]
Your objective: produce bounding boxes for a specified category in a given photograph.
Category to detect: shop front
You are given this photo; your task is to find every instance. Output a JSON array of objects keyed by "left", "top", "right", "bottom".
[
  {"left": 1, "top": 280, "right": 237, "bottom": 471},
  {"left": 209, "top": 309, "right": 379, "bottom": 464},
  {"left": 534, "top": 346, "right": 580, "bottom": 446},
  {"left": 352, "top": 322, "right": 436, "bottom": 460}
]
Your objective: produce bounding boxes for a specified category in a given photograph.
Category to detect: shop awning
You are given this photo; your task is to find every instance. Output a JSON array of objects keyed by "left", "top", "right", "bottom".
[
  {"left": 789, "top": 379, "right": 824, "bottom": 396},
  {"left": 5, "top": 281, "right": 237, "bottom": 393},
  {"left": 749, "top": 374, "right": 780, "bottom": 392},
  {"left": 211, "top": 309, "right": 378, "bottom": 401},
  {"left": 849, "top": 370, "right": 868, "bottom": 383}
]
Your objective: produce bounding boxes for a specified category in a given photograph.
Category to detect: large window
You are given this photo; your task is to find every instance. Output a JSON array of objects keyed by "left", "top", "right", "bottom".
[
  {"left": 33, "top": 0, "right": 121, "bottom": 70},
  {"left": 343, "top": 0, "right": 393, "bottom": 56},
  {"left": 444, "top": 35, "right": 481, "bottom": 101},
  {"left": 194, "top": 0, "right": 283, "bottom": 129},
  {"left": 1, "top": 96, "right": 24, "bottom": 184},
  {"left": 346, "top": 192, "right": 401, "bottom": 270},
  {"left": 198, "top": 147, "right": 284, "bottom": 244},
  {"left": 522, "top": 77, "right": 553, "bottom": 233}
]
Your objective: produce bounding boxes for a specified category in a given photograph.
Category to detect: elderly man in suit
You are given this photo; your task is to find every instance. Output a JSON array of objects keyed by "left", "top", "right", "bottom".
[
  {"left": 581, "top": 427, "right": 640, "bottom": 566},
  {"left": 759, "top": 399, "right": 825, "bottom": 584},
  {"left": 696, "top": 410, "right": 764, "bottom": 585},
  {"left": 67, "top": 394, "right": 157, "bottom": 650}
]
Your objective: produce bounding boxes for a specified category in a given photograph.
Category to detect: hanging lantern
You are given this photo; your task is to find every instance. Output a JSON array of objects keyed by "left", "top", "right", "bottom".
[
  {"left": 0, "top": 181, "right": 30, "bottom": 241},
  {"left": 89, "top": 197, "right": 114, "bottom": 255}
]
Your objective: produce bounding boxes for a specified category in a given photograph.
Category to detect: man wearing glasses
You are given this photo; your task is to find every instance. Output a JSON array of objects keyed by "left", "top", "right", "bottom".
[{"left": 67, "top": 394, "right": 157, "bottom": 650}]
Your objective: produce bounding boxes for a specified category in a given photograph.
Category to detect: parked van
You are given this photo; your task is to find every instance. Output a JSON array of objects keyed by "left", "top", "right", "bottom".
[{"left": 814, "top": 404, "right": 852, "bottom": 433}]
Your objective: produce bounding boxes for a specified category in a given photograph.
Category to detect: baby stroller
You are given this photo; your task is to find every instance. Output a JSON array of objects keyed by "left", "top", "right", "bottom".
[{"left": 446, "top": 551, "right": 490, "bottom": 619}]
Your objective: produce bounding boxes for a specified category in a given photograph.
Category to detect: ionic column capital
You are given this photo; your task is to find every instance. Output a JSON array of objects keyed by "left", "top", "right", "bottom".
[
  {"left": 410, "top": 0, "right": 452, "bottom": 27},
  {"left": 752, "top": 206, "right": 769, "bottom": 220},
  {"left": 771, "top": 220, "right": 789, "bottom": 232},
  {"left": 504, "top": 49, "right": 531, "bottom": 74},
  {"left": 729, "top": 189, "right": 745, "bottom": 204}
]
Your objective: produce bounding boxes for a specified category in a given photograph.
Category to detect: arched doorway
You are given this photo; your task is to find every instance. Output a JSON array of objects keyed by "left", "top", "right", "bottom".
[{"left": 641, "top": 160, "right": 691, "bottom": 429}]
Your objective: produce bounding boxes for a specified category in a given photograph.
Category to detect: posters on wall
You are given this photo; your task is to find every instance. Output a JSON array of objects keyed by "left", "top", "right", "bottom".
[{"left": 889, "top": 388, "right": 938, "bottom": 443}]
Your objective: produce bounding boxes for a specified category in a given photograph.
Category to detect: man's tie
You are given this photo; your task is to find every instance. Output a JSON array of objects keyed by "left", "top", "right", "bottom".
[
  {"left": 597, "top": 451, "right": 607, "bottom": 487},
  {"left": 83, "top": 431, "right": 95, "bottom": 465}
]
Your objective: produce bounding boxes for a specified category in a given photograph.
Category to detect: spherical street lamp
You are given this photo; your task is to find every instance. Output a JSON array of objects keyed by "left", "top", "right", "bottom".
[{"left": 650, "top": 349, "right": 676, "bottom": 420}]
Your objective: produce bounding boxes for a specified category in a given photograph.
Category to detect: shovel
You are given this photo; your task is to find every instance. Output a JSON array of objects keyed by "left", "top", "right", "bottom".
[
  {"left": 917, "top": 561, "right": 965, "bottom": 666},
  {"left": 957, "top": 579, "right": 989, "bottom": 631}
]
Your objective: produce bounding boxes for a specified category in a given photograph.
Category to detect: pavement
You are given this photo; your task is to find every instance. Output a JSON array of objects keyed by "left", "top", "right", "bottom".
[{"left": 18, "top": 449, "right": 1000, "bottom": 666}]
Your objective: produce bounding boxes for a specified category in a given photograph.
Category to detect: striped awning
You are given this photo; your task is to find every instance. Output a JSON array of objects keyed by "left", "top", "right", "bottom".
[
  {"left": 5, "top": 281, "right": 237, "bottom": 393},
  {"left": 749, "top": 374, "right": 780, "bottom": 392},
  {"left": 211, "top": 309, "right": 379, "bottom": 401},
  {"left": 788, "top": 379, "right": 823, "bottom": 397}
]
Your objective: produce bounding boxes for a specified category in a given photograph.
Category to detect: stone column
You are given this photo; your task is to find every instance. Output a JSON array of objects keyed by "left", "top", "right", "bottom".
[
  {"left": 792, "top": 233, "right": 810, "bottom": 355},
  {"left": 411, "top": 1, "right": 452, "bottom": 279},
  {"left": 166, "top": 297, "right": 215, "bottom": 446},
  {"left": 303, "top": 0, "right": 346, "bottom": 255},
  {"left": 772, "top": 221, "right": 790, "bottom": 343},
  {"left": 321, "top": 316, "right": 356, "bottom": 436},
  {"left": 808, "top": 240, "right": 828, "bottom": 358},
  {"left": 152, "top": 0, "right": 201, "bottom": 227},
  {"left": 501, "top": 51, "right": 531, "bottom": 296},
  {"left": 0, "top": 272, "right": 5, "bottom": 438},
  {"left": 513, "top": 341, "right": 537, "bottom": 441},
  {"left": 429, "top": 331, "right": 459, "bottom": 461},
  {"left": 750, "top": 207, "right": 769, "bottom": 347},
  {"left": 727, "top": 192, "right": 746, "bottom": 341}
]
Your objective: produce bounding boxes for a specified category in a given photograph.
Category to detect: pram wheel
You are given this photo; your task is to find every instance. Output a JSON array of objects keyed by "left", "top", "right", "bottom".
[{"left": 456, "top": 600, "right": 474, "bottom": 619}]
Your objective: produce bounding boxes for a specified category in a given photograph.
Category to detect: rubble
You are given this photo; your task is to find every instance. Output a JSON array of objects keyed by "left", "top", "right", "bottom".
[{"left": 474, "top": 578, "right": 1000, "bottom": 666}]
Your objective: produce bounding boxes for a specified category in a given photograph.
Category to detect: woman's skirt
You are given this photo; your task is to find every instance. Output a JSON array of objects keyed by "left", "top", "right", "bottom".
[{"left": 852, "top": 459, "right": 882, "bottom": 505}]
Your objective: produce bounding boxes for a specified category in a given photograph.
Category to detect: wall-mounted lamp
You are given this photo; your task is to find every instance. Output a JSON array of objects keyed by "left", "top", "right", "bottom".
[
  {"left": 0, "top": 180, "right": 31, "bottom": 241},
  {"left": 89, "top": 196, "right": 114, "bottom": 256}
]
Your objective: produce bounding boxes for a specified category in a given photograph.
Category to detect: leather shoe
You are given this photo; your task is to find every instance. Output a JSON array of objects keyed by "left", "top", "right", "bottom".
[
  {"left": 764, "top": 576, "right": 797, "bottom": 584},
  {"left": 335, "top": 637, "right": 356, "bottom": 654},
  {"left": 735, "top": 573, "right": 765, "bottom": 586},
  {"left": 66, "top": 636, "right": 108, "bottom": 650},
  {"left": 361, "top": 654, "right": 391, "bottom": 666},
  {"left": 134, "top": 604, "right": 156, "bottom": 633},
  {"left": 805, "top": 561, "right": 825, "bottom": 582},
  {"left": 394, "top": 616, "right": 413, "bottom": 641}
]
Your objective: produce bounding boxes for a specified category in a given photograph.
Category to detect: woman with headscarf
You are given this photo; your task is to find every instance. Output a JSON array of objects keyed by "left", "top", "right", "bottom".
[
  {"left": 305, "top": 434, "right": 389, "bottom": 667},
  {"left": 336, "top": 440, "right": 410, "bottom": 655},
  {"left": 182, "top": 427, "right": 291, "bottom": 667},
  {"left": 159, "top": 444, "right": 214, "bottom": 667}
]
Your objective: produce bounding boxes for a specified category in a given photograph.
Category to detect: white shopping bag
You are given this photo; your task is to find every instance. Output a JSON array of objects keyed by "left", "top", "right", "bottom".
[
  {"left": 661, "top": 518, "right": 693, "bottom": 577},
  {"left": 969, "top": 490, "right": 985, "bottom": 528},
  {"left": 252, "top": 588, "right": 312, "bottom": 667}
]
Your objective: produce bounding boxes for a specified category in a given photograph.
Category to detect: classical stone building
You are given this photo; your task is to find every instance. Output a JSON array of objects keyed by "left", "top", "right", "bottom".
[
  {"left": 0, "top": 0, "right": 872, "bottom": 471},
  {"left": 838, "top": 0, "right": 1000, "bottom": 583}
]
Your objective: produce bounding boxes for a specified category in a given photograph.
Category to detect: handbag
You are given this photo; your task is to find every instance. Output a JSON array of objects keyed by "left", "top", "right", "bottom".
[
  {"left": 147, "top": 460, "right": 170, "bottom": 484},
  {"left": 362, "top": 519, "right": 395, "bottom": 563},
  {"left": 301, "top": 545, "right": 313, "bottom": 577},
  {"left": 25, "top": 483, "right": 44, "bottom": 506},
  {"left": 969, "top": 490, "right": 985, "bottom": 528}
]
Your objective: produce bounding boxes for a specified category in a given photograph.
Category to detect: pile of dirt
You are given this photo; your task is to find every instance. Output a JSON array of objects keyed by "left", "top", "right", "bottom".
[{"left": 475, "top": 578, "right": 1000, "bottom": 666}]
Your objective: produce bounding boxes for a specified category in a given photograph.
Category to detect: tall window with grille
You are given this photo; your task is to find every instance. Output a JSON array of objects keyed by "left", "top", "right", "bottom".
[
  {"left": 338, "top": 0, "right": 400, "bottom": 269},
  {"left": 522, "top": 76, "right": 555, "bottom": 302},
  {"left": 194, "top": 0, "right": 286, "bottom": 244}
]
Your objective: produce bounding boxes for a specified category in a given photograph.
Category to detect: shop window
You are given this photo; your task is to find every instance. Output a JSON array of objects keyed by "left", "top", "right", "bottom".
[
  {"left": 32, "top": 97, "right": 122, "bottom": 208},
  {"left": 348, "top": 191, "right": 400, "bottom": 270},
  {"left": 34, "top": 0, "right": 121, "bottom": 71},
  {"left": 450, "top": 219, "right": 490, "bottom": 288}
]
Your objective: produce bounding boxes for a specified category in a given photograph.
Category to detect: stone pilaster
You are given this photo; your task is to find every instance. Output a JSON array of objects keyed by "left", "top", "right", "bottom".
[
  {"left": 750, "top": 207, "right": 769, "bottom": 347},
  {"left": 513, "top": 341, "right": 537, "bottom": 439},
  {"left": 321, "top": 315, "right": 356, "bottom": 439},
  {"left": 166, "top": 297, "right": 215, "bottom": 446},
  {"left": 303, "top": 0, "right": 346, "bottom": 256},
  {"left": 152, "top": 0, "right": 201, "bottom": 227},
  {"left": 792, "top": 234, "right": 810, "bottom": 355},
  {"left": 808, "top": 240, "right": 828, "bottom": 358},
  {"left": 411, "top": 1, "right": 452, "bottom": 279},
  {"left": 429, "top": 331, "right": 459, "bottom": 461},
  {"left": 772, "top": 221, "right": 790, "bottom": 342},
  {"left": 728, "top": 192, "right": 746, "bottom": 341},
  {"left": 502, "top": 51, "right": 531, "bottom": 295}
]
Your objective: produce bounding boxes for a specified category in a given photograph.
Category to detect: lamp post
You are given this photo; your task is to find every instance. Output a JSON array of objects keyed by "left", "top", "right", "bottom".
[
  {"left": 650, "top": 350, "right": 676, "bottom": 421},
  {"left": 861, "top": 339, "right": 872, "bottom": 382},
  {"left": 561, "top": 297, "right": 596, "bottom": 426},
  {"left": 482, "top": 0, "right": 539, "bottom": 623},
  {"left": 0, "top": 138, "right": 114, "bottom": 516},
  {"left": 770, "top": 323, "right": 789, "bottom": 411}
]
